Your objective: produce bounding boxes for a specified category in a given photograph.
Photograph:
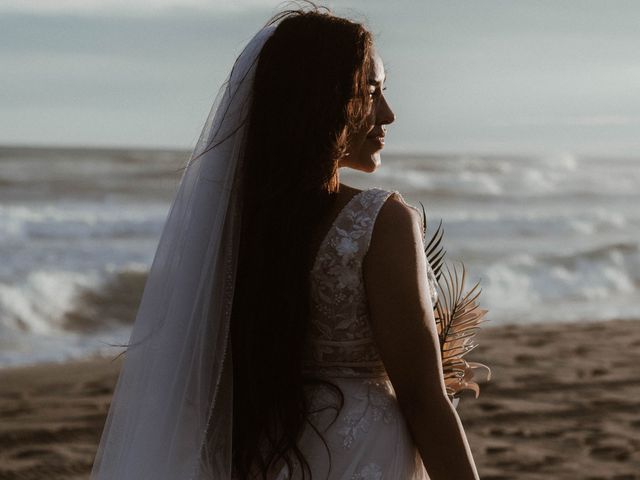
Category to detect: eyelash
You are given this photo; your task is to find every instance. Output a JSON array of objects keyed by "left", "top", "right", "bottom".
[{"left": 369, "top": 87, "right": 387, "bottom": 97}]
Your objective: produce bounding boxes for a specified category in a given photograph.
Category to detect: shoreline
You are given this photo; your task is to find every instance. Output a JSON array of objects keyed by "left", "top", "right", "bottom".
[{"left": 1, "top": 319, "right": 639, "bottom": 479}]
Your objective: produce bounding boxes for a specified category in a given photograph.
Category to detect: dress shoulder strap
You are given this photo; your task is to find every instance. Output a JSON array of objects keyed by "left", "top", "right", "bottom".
[
  {"left": 355, "top": 187, "right": 399, "bottom": 261},
  {"left": 312, "top": 188, "right": 396, "bottom": 272},
  {"left": 353, "top": 188, "right": 432, "bottom": 268},
  {"left": 313, "top": 186, "right": 430, "bottom": 273}
]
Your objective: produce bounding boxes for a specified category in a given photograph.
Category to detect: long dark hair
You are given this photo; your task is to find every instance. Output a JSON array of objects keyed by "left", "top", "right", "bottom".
[{"left": 229, "top": 5, "right": 373, "bottom": 479}]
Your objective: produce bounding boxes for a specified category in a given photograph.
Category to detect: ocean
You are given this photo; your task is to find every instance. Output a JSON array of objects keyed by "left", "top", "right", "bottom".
[{"left": 1, "top": 146, "right": 638, "bottom": 366}]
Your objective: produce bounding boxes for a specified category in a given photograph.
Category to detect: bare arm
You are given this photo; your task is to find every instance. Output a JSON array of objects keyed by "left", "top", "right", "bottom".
[{"left": 363, "top": 193, "right": 479, "bottom": 480}]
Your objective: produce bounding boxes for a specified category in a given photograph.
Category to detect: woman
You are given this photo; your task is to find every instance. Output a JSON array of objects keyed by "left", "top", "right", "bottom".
[{"left": 91, "top": 5, "right": 479, "bottom": 480}]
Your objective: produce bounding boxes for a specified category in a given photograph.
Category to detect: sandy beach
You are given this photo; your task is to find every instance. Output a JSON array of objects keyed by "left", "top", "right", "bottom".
[{"left": 1, "top": 319, "right": 639, "bottom": 480}]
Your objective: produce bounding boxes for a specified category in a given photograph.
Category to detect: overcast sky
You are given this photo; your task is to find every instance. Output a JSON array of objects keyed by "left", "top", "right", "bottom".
[{"left": 2, "top": 0, "right": 640, "bottom": 155}]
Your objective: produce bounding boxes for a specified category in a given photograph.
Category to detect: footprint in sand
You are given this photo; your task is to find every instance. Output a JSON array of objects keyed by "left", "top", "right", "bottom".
[
  {"left": 479, "top": 402, "right": 502, "bottom": 413},
  {"left": 81, "top": 381, "right": 113, "bottom": 397},
  {"left": 11, "top": 448, "right": 65, "bottom": 461},
  {"left": 514, "top": 354, "right": 537, "bottom": 365},
  {"left": 507, "top": 427, "right": 562, "bottom": 439},
  {"left": 0, "top": 405, "right": 34, "bottom": 418},
  {"left": 0, "top": 391, "right": 25, "bottom": 400},
  {"left": 573, "top": 345, "right": 590, "bottom": 356},
  {"left": 589, "top": 445, "right": 631, "bottom": 462},
  {"left": 525, "top": 337, "right": 547, "bottom": 347},
  {"left": 485, "top": 445, "right": 512, "bottom": 454}
]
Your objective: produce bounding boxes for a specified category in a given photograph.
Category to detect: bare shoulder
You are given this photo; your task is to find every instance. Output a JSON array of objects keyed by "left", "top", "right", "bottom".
[
  {"left": 379, "top": 191, "right": 421, "bottom": 223},
  {"left": 366, "top": 191, "right": 423, "bottom": 256}
]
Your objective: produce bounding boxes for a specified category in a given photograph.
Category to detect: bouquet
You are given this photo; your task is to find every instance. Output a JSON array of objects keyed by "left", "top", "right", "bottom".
[{"left": 420, "top": 205, "right": 491, "bottom": 400}]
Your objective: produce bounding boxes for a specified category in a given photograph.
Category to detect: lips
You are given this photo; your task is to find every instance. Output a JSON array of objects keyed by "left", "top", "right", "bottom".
[
  {"left": 367, "top": 136, "right": 385, "bottom": 150},
  {"left": 367, "top": 129, "right": 385, "bottom": 139},
  {"left": 367, "top": 129, "right": 385, "bottom": 142}
]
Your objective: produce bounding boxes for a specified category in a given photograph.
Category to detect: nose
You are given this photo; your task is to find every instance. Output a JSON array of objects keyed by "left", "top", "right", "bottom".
[{"left": 377, "top": 93, "right": 395, "bottom": 125}]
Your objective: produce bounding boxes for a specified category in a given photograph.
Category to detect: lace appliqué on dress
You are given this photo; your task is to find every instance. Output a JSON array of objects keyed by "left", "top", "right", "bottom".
[
  {"left": 338, "top": 379, "right": 394, "bottom": 449},
  {"left": 351, "top": 463, "right": 383, "bottom": 480}
]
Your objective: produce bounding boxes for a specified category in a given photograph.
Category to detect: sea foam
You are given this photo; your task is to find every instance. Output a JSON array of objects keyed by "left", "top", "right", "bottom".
[{"left": 1, "top": 147, "right": 639, "bottom": 366}]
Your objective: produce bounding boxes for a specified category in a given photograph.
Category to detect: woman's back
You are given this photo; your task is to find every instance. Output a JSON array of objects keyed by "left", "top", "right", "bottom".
[
  {"left": 273, "top": 186, "right": 438, "bottom": 479},
  {"left": 304, "top": 187, "right": 438, "bottom": 379}
]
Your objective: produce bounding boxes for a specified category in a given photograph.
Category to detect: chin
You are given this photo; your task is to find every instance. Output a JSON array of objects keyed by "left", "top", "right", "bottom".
[
  {"left": 340, "top": 146, "right": 382, "bottom": 172},
  {"left": 348, "top": 154, "right": 379, "bottom": 173},
  {"left": 364, "top": 152, "right": 381, "bottom": 172}
]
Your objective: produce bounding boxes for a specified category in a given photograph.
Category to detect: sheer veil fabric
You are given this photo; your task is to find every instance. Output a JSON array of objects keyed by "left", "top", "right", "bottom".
[{"left": 91, "top": 25, "right": 276, "bottom": 480}]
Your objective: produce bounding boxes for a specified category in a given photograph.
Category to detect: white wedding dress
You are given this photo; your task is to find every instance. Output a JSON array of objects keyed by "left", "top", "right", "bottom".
[{"left": 275, "top": 187, "right": 439, "bottom": 480}]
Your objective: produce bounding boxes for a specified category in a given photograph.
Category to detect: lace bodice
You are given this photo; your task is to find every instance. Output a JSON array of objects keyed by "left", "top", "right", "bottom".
[{"left": 302, "top": 187, "right": 439, "bottom": 379}]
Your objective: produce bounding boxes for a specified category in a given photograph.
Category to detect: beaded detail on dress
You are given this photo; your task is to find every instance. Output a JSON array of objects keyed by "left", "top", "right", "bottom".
[{"left": 303, "top": 187, "right": 439, "bottom": 379}]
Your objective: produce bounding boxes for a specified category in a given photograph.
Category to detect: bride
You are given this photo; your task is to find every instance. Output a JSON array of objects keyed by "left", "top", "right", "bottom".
[{"left": 91, "top": 4, "right": 479, "bottom": 480}]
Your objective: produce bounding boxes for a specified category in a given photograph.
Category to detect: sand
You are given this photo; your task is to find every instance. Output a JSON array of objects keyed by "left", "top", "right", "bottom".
[{"left": 1, "top": 319, "right": 639, "bottom": 480}]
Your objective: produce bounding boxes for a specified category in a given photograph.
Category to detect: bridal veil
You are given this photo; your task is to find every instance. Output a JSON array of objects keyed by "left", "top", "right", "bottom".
[{"left": 91, "top": 25, "right": 276, "bottom": 480}]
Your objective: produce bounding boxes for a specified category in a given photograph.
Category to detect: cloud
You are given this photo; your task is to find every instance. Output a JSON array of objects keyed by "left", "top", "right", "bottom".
[
  {"left": 488, "top": 115, "right": 640, "bottom": 128},
  {"left": 0, "top": 0, "right": 277, "bottom": 15},
  {"left": 567, "top": 115, "right": 638, "bottom": 127}
]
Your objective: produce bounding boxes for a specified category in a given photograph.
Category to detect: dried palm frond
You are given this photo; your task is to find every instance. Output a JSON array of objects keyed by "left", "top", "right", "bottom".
[
  {"left": 435, "top": 263, "right": 491, "bottom": 398},
  {"left": 419, "top": 203, "right": 445, "bottom": 282},
  {"left": 419, "top": 203, "right": 491, "bottom": 399}
]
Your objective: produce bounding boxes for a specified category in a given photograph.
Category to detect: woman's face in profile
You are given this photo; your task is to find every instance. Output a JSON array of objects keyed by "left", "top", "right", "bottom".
[{"left": 340, "top": 50, "right": 395, "bottom": 173}]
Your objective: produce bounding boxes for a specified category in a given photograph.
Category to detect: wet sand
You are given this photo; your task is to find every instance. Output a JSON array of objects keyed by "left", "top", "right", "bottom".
[{"left": 1, "top": 319, "right": 639, "bottom": 479}]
